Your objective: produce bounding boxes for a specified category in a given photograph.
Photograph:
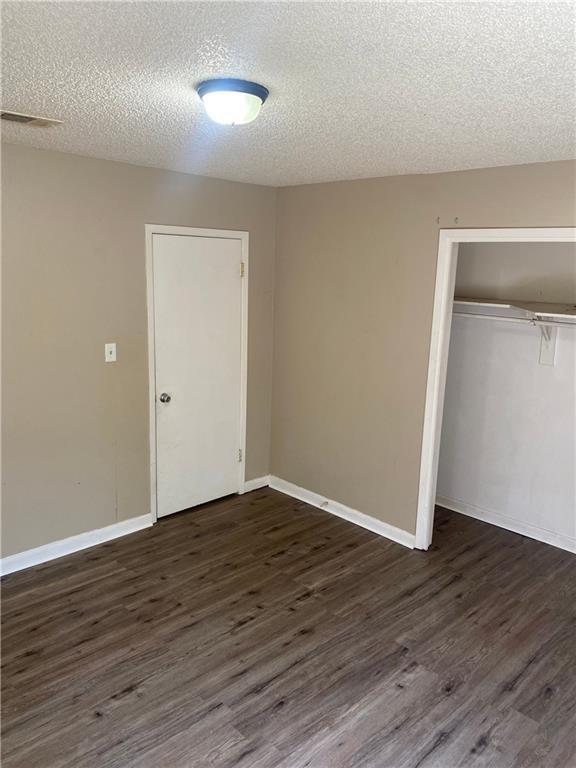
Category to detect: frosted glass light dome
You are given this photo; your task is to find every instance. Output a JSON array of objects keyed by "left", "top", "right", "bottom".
[{"left": 197, "top": 79, "right": 269, "bottom": 126}]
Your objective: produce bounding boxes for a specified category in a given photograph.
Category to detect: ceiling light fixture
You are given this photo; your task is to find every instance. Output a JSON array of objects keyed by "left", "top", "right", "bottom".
[{"left": 196, "top": 78, "right": 269, "bottom": 125}]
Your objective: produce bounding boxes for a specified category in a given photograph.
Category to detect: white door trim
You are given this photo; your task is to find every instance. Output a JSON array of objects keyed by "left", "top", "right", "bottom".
[
  {"left": 145, "top": 224, "right": 249, "bottom": 524},
  {"left": 415, "top": 227, "right": 576, "bottom": 550}
]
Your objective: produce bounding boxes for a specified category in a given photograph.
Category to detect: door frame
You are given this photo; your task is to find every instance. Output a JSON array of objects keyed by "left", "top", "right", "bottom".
[
  {"left": 145, "top": 224, "right": 249, "bottom": 524},
  {"left": 415, "top": 226, "right": 576, "bottom": 550}
]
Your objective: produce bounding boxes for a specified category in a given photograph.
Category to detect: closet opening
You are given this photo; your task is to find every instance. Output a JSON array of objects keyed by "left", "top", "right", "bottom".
[{"left": 415, "top": 228, "right": 576, "bottom": 552}]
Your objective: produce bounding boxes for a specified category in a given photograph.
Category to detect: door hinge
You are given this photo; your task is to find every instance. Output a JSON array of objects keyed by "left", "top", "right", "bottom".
[
  {"left": 238, "top": 448, "right": 243, "bottom": 463},
  {"left": 240, "top": 262, "right": 245, "bottom": 278}
]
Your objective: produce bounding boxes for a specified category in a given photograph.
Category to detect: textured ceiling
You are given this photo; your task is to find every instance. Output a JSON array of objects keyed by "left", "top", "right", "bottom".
[{"left": 2, "top": 1, "right": 575, "bottom": 186}]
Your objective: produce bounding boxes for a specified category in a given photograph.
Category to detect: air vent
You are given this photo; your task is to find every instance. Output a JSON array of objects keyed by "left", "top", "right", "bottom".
[{"left": 1, "top": 110, "right": 63, "bottom": 127}]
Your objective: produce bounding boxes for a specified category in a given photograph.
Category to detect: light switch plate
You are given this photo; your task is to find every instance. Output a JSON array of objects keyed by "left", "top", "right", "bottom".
[{"left": 105, "top": 343, "right": 117, "bottom": 363}]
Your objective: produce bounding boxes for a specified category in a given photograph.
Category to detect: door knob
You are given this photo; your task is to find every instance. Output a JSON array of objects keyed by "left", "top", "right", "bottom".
[{"left": 159, "top": 393, "right": 171, "bottom": 403}]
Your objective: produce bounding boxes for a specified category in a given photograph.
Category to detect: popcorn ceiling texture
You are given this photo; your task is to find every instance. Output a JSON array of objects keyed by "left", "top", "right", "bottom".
[{"left": 2, "top": 1, "right": 575, "bottom": 186}]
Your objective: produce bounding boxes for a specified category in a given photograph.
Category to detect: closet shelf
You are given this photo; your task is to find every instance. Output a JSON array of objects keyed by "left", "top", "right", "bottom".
[{"left": 453, "top": 298, "right": 576, "bottom": 327}]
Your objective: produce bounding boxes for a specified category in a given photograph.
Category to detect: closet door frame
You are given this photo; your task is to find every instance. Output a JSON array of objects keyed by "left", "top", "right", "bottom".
[
  {"left": 415, "top": 227, "right": 576, "bottom": 550},
  {"left": 145, "top": 224, "right": 249, "bottom": 524}
]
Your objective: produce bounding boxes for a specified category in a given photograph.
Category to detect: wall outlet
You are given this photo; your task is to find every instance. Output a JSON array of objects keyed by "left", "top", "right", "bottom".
[{"left": 104, "top": 343, "right": 117, "bottom": 363}]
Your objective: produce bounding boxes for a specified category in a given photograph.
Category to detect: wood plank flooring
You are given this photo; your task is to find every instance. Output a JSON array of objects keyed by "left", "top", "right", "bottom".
[{"left": 2, "top": 488, "right": 575, "bottom": 767}]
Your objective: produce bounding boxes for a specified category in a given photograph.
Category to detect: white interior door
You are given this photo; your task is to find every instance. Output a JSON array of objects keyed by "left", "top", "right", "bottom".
[{"left": 152, "top": 232, "right": 244, "bottom": 518}]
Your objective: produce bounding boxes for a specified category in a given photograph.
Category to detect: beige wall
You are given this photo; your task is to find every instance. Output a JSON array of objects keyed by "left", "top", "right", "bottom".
[
  {"left": 272, "top": 161, "right": 576, "bottom": 534},
  {"left": 2, "top": 143, "right": 277, "bottom": 557},
  {"left": 456, "top": 242, "right": 576, "bottom": 303},
  {"left": 3, "top": 147, "right": 575, "bottom": 559}
]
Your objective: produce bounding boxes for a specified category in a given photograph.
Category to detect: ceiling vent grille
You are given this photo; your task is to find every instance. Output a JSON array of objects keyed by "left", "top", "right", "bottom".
[{"left": 1, "top": 110, "right": 63, "bottom": 127}]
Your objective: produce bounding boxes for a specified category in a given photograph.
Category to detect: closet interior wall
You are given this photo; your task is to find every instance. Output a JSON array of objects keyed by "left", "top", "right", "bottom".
[{"left": 436, "top": 242, "right": 576, "bottom": 552}]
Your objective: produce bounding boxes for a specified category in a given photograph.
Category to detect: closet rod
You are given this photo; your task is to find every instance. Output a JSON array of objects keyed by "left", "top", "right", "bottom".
[{"left": 452, "top": 313, "right": 576, "bottom": 329}]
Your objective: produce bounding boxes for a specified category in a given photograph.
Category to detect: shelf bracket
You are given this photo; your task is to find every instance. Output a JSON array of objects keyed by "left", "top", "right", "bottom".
[{"left": 539, "top": 324, "right": 557, "bottom": 366}]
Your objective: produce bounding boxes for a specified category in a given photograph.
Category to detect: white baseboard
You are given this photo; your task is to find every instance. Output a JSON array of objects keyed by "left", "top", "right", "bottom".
[
  {"left": 1, "top": 515, "right": 153, "bottom": 576},
  {"left": 269, "top": 476, "right": 415, "bottom": 549},
  {"left": 242, "top": 475, "right": 271, "bottom": 493},
  {"left": 436, "top": 496, "right": 576, "bottom": 554}
]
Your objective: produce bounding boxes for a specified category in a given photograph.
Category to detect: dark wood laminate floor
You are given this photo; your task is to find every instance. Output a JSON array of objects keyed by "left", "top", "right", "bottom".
[{"left": 2, "top": 489, "right": 576, "bottom": 768}]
